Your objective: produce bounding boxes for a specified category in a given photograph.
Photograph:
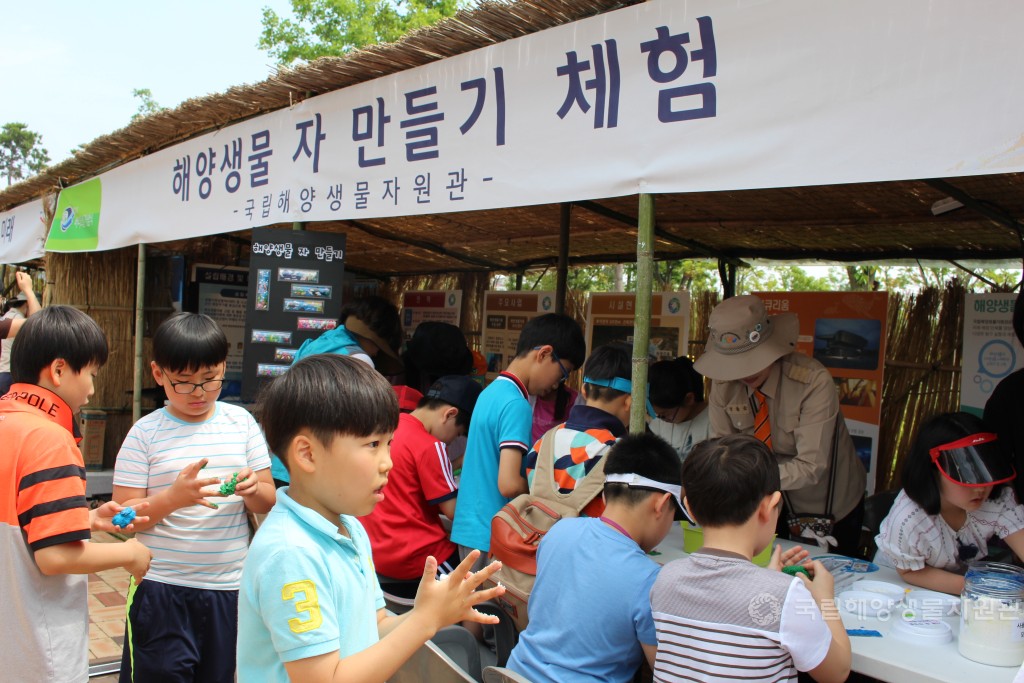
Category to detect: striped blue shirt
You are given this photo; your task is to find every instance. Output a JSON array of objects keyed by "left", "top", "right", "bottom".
[{"left": 113, "top": 402, "right": 271, "bottom": 589}]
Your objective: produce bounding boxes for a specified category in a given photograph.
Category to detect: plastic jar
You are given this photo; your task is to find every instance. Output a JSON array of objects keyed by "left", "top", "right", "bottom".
[{"left": 959, "top": 561, "right": 1024, "bottom": 667}]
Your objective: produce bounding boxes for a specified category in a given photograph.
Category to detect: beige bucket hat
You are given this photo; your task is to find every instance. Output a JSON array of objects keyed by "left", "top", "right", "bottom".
[{"left": 693, "top": 295, "right": 799, "bottom": 381}]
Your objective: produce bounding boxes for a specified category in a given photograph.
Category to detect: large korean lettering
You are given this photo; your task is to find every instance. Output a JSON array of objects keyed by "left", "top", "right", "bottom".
[
  {"left": 556, "top": 40, "right": 620, "bottom": 129},
  {"left": 460, "top": 67, "right": 506, "bottom": 146},
  {"left": 640, "top": 16, "right": 717, "bottom": 123},
  {"left": 353, "top": 98, "right": 390, "bottom": 167},
  {"left": 294, "top": 113, "right": 326, "bottom": 173}
]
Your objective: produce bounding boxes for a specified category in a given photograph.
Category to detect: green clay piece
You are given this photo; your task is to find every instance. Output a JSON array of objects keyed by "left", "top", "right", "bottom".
[
  {"left": 782, "top": 565, "right": 810, "bottom": 577},
  {"left": 219, "top": 472, "right": 240, "bottom": 496}
]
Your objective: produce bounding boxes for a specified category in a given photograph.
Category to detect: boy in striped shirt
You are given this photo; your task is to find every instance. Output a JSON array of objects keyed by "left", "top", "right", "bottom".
[
  {"left": 113, "top": 312, "right": 276, "bottom": 682},
  {"left": 650, "top": 435, "right": 850, "bottom": 683},
  {"left": 1, "top": 306, "right": 152, "bottom": 683}
]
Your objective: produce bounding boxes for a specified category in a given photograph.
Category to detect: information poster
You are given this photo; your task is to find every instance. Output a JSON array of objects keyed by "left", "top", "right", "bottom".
[
  {"left": 193, "top": 265, "right": 248, "bottom": 393},
  {"left": 755, "top": 291, "right": 888, "bottom": 493},
  {"left": 242, "top": 228, "right": 347, "bottom": 401},
  {"left": 482, "top": 291, "right": 556, "bottom": 381},
  {"left": 585, "top": 292, "right": 691, "bottom": 361},
  {"left": 401, "top": 290, "right": 462, "bottom": 341},
  {"left": 960, "top": 293, "right": 1022, "bottom": 417}
]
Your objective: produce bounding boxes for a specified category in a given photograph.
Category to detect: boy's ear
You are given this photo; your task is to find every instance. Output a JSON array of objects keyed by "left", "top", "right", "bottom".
[
  {"left": 533, "top": 344, "right": 553, "bottom": 361},
  {"left": 150, "top": 361, "right": 163, "bottom": 384},
  {"left": 652, "top": 491, "right": 674, "bottom": 519},
  {"left": 442, "top": 406, "right": 459, "bottom": 424},
  {"left": 758, "top": 491, "right": 783, "bottom": 522},
  {"left": 43, "top": 359, "right": 66, "bottom": 387},
  {"left": 683, "top": 392, "right": 697, "bottom": 407},
  {"left": 289, "top": 431, "right": 318, "bottom": 474}
]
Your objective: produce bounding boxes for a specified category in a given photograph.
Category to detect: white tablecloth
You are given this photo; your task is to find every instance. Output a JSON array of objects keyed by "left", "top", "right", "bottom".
[{"left": 652, "top": 523, "right": 1021, "bottom": 683}]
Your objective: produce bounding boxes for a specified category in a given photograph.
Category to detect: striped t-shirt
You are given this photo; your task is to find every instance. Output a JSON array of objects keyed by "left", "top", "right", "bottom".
[
  {"left": 114, "top": 402, "right": 271, "bottom": 590},
  {"left": 650, "top": 548, "right": 832, "bottom": 683}
]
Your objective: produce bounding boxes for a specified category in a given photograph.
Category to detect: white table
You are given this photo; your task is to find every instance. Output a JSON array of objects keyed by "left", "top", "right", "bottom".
[{"left": 652, "top": 524, "right": 1020, "bottom": 683}]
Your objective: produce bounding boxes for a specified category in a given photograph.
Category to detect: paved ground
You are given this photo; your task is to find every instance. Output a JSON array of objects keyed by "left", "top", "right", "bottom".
[{"left": 87, "top": 532, "right": 129, "bottom": 681}]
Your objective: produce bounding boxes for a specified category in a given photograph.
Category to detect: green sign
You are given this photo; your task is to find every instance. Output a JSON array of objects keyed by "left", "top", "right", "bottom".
[{"left": 46, "top": 178, "right": 102, "bottom": 251}]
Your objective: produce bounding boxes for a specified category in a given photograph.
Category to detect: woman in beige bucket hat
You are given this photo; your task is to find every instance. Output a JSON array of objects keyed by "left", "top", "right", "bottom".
[{"left": 695, "top": 295, "right": 866, "bottom": 556}]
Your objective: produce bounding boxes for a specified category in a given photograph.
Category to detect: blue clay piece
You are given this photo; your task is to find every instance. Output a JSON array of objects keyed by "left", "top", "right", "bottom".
[{"left": 112, "top": 508, "right": 136, "bottom": 528}]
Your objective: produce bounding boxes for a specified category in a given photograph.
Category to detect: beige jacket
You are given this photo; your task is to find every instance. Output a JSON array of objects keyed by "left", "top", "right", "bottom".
[{"left": 708, "top": 352, "right": 866, "bottom": 521}]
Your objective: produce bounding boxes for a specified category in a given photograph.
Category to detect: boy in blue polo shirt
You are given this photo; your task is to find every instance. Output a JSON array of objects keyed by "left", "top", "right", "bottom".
[
  {"left": 238, "top": 354, "right": 505, "bottom": 683},
  {"left": 450, "top": 313, "right": 586, "bottom": 560}
]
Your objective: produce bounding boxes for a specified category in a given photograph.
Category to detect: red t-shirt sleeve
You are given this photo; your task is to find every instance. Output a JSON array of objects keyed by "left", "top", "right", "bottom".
[{"left": 415, "top": 440, "right": 458, "bottom": 505}]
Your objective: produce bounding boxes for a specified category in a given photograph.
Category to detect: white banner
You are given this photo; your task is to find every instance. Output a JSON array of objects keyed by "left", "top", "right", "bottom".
[
  {"left": 960, "top": 293, "right": 1022, "bottom": 416},
  {"left": 0, "top": 197, "right": 48, "bottom": 263},
  {"left": 31, "top": 0, "right": 1024, "bottom": 255}
]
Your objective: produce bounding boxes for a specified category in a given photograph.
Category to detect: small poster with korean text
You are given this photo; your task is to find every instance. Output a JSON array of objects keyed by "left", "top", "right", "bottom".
[
  {"left": 242, "top": 228, "right": 347, "bottom": 400},
  {"left": 401, "top": 290, "right": 462, "bottom": 341},
  {"left": 960, "top": 293, "right": 1022, "bottom": 417}
]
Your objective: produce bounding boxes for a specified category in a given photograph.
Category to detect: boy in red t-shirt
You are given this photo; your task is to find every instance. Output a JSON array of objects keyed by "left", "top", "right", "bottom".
[{"left": 362, "top": 375, "right": 482, "bottom": 598}]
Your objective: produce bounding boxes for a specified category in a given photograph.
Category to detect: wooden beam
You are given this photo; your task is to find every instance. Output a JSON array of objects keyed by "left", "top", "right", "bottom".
[
  {"left": 573, "top": 199, "right": 748, "bottom": 267},
  {"left": 345, "top": 219, "right": 505, "bottom": 270}
]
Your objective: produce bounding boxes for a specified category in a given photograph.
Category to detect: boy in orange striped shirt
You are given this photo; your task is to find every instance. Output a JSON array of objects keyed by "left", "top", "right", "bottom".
[{"left": 0, "top": 306, "right": 151, "bottom": 682}]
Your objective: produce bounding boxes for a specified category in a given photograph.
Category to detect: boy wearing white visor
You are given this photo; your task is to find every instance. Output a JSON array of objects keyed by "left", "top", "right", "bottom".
[{"left": 507, "top": 432, "right": 685, "bottom": 683}]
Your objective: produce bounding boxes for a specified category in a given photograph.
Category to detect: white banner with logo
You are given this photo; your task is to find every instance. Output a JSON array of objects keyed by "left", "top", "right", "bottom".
[
  {"left": 20, "top": 0, "right": 1024, "bottom": 257},
  {"left": 0, "top": 197, "right": 48, "bottom": 263},
  {"left": 960, "top": 293, "right": 1023, "bottom": 416}
]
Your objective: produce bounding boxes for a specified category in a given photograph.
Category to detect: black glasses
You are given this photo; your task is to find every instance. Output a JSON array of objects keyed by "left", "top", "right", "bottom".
[
  {"left": 535, "top": 346, "right": 570, "bottom": 384},
  {"left": 160, "top": 368, "right": 225, "bottom": 395},
  {"left": 656, "top": 406, "right": 681, "bottom": 423}
]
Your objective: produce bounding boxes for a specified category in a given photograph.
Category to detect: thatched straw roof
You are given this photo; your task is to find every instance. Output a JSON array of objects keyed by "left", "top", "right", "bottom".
[{"left": 3, "top": 0, "right": 1023, "bottom": 274}]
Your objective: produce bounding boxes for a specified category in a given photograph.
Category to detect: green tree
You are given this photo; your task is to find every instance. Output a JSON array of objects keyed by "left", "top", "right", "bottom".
[
  {"left": 0, "top": 123, "right": 50, "bottom": 186},
  {"left": 131, "top": 88, "right": 166, "bottom": 121},
  {"left": 260, "top": 0, "right": 465, "bottom": 64}
]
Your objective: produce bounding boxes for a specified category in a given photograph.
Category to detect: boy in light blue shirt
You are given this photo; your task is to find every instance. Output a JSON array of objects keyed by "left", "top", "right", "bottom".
[
  {"left": 238, "top": 354, "right": 504, "bottom": 683},
  {"left": 451, "top": 313, "right": 586, "bottom": 557}
]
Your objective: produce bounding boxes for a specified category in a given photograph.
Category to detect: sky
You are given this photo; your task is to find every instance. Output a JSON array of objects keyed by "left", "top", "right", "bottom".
[{"left": 3, "top": 1, "right": 295, "bottom": 166}]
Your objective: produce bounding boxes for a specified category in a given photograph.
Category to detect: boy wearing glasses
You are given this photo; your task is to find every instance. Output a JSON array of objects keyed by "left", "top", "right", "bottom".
[
  {"left": 113, "top": 312, "right": 275, "bottom": 683},
  {"left": 450, "top": 313, "right": 585, "bottom": 565}
]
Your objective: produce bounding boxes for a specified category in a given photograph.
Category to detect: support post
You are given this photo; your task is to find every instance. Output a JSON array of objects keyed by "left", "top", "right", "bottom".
[
  {"left": 718, "top": 258, "right": 737, "bottom": 299},
  {"left": 556, "top": 203, "right": 570, "bottom": 314},
  {"left": 515, "top": 272, "right": 523, "bottom": 291},
  {"left": 630, "top": 194, "right": 654, "bottom": 434},
  {"left": 133, "top": 244, "right": 146, "bottom": 423}
]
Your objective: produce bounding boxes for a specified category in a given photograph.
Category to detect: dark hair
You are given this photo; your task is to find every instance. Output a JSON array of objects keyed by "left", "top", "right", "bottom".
[
  {"left": 514, "top": 313, "right": 586, "bottom": 369},
  {"left": 259, "top": 354, "right": 399, "bottom": 469},
  {"left": 402, "top": 322, "right": 473, "bottom": 394},
  {"left": 582, "top": 342, "right": 633, "bottom": 402},
  {"left": 152, "top": 313, "right": 228, "bottom": 373},
  {"left": 340, "top": 296, "right": 402, "bottom": 355},
  {"left": 603, "top": 432, "right": 682, "bottom": 507},
  {"left": 683, "top": 435, "right": 780, "bottom": 527},
  {"left": 650, "top": 357, "right": 704, "bottom": 407},
  {"left": 11, "top": 306, "right": 109, "bottom": 383},
  {"left": 901, "top": 412, "right": 1001, "bottom": 515},
  {"left": 417, "top": 397, "right": 471, "bottom": 429}
]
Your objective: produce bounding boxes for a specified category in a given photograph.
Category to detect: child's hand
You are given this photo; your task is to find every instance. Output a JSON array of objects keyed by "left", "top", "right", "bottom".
[
  {"left": 232, "top": 468, "right": 258, "bottom": 497},
  {"left": 411, "top": 551, "right": 506, "bottom": 634},
  {"left": 167, "top": 458, "right": 224, "bottom": 510},
  {"left": 15, "top": 271, "right": 33, "bottom": 293},
  {"left": 90, "top": 501, "right": 151, "bottom": 533},
  {"left": 768, "top": 544, "right": 811, "bottom": 571},
  {"left": 797, "top": 559, "right": 836, "bottom": 604},
  {"left": 123, "top": 538, "right": 152, "bottom": 584}
]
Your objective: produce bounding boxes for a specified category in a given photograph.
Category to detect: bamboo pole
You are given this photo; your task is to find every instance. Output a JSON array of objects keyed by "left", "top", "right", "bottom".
[
  {"left": 630, "top": 194, "right": 654, "bottom": 434},
  {"left": 556, "top": 203, "right": 570, "bottom": 314},
  {"left": 133, "top": 244, "right": 146, "bottom": 423}
]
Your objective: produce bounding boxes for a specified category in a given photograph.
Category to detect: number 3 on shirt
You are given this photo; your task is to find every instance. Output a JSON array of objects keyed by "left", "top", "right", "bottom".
[{"left": 282, "top": 580, "right": 323, "bottom": 633}]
